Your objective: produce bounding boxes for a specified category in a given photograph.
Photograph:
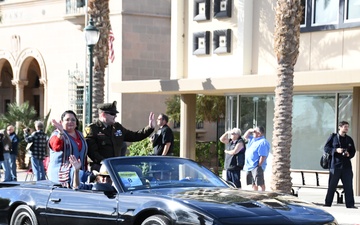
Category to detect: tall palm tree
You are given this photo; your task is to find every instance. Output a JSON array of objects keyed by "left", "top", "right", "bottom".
[
  {"left": 271, "top": 0, "right": 302, "bottom": 194},
  {"left": 87, "top": 0, "right": 111, "bottom": 121}
]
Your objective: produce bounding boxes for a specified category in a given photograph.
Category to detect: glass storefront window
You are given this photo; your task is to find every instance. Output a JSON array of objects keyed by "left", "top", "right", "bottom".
[
  {"left": 225, "top": 93, "right": 352, "bottom": 170},
  {"left": 313, "top": 0, "right": 338, "bottom": 25},
  {"left": 291, "top": 94, "right": 336, "bottom": 169},
  {"left": 238, "top": 96, "right": 268, "bottom": 132},
  {"left": 346, "top": 0, "right": 360, "bottom": 21}
]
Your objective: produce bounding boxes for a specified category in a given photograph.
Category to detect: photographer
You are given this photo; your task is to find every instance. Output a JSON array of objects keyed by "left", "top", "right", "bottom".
[{"left": 323, "top": 121, "right": 357, "bottom": 209}]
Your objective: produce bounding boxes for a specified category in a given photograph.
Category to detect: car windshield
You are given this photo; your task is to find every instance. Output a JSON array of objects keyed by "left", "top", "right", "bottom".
[{"left": 106, "top": 156, "right": 228, "bottom": 192}]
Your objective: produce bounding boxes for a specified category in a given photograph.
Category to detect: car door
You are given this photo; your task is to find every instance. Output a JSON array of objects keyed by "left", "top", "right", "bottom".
[{"left": 45, "top": 187, "right": 118, "bottom": 225}]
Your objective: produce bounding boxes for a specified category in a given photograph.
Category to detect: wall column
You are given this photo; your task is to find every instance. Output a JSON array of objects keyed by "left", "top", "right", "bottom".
[
  {"left": 180, "top": 94, "right": 196, "bottom": 160},
  {"left": 11, "top": 80, "right": 28, "bottom": 105},
  {"left": 40, "top": 79, "right": 47, "bottom": 119},
  {"left": 352, "top": 87, "right": 360, "bottom": 195}
]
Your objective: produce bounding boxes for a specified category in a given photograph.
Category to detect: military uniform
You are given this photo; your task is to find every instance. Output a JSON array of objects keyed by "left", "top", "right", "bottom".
[{"left": 84, "top": 101, "right": 154, "bottom": 170}]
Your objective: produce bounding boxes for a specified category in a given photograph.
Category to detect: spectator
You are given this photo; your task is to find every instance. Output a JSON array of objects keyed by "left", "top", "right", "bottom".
[
  {"left": 150, "top": 113, "right": 174, "bottom": 156},
  {"left": 48, "top": 110, "right": 89, "bottom": 186},
  {"left": 243, "top": 126, "right": 270, "bottom": 191},
  {"left": 0, "top": 129, "right": 12, "bottom": 182},
  {"left": 0, "top": 131, "right": 4, "bottom": 180},
  {"left": 323, "top": 121, "right": 357, "bottom": 209},
  {"left": 23, "top": 121, "right": 48, "bottom": 181},
  {"left": 84, "top": 101, "right": 155, "bottom": 171},
  {"left": 7, "top": 125, "right": 19, "bottom": 181},
  {"left": 219, "top": 128, "right": 245, "bottom": 188}
]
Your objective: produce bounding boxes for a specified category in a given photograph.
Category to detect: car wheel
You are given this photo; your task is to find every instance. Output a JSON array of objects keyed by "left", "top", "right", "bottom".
[
  {"left": 141, "top": 215, "right": 171, "bottom": 225},
  {"left": 10, "top": 205, "right": 38, "bottom": 225}
]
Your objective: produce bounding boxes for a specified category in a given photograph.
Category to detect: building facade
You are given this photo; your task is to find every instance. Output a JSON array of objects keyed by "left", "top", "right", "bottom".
[
  {"left": 112, "top": 0, "right": 360, "bottom": 194},
  {"left": 1, "top": 0, "right": 360, "bottom": 194},
  {"left": 0, "top": 0, "right": 172, "bottom": 130}
]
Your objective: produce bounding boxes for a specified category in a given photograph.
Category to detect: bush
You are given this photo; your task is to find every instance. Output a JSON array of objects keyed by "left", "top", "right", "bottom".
[{"left": 128, "top": 132, "right": 222, "bottom": 174}]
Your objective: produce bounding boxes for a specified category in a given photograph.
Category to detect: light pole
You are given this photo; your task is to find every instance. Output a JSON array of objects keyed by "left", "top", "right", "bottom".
[{"left": 84, "top": 17, "right": 99, "bottom": 125}]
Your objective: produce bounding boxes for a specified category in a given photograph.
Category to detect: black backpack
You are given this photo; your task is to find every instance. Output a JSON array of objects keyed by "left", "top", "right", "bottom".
[{"left": 320, "top": 133, "right": 337, "bottom": 169}]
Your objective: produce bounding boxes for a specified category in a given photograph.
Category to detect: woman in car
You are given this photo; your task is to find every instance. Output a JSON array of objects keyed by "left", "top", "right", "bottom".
[{"left": 48, "top": 110, "right": 89, "bottom": 187}]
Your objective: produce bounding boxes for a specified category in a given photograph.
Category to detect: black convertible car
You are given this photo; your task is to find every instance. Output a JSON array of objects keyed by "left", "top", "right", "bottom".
[{"left": 0, "top": 156, "right": 337, "bottom": 225}]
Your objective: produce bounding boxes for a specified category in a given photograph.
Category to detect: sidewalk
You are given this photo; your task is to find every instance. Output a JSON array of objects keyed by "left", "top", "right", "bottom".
[
  {"left": 297, "top": 188, "right": 360, "bottom": 225},
  {"left": 241, "top": 185, "right": 360, "bottom": 225},
  {"left": 6, "top": 169, "right": 360, "bottom": 225}
]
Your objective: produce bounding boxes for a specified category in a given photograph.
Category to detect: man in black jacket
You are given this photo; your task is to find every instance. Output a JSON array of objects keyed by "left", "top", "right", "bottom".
[
  {"left": 324, "top": 121, "right": 357, "bottom": 208},
  {"left": 85, "top": 101, "right": 155, "bottom": 171},
  {"left": 151, "top": 113, "right": 174, "bottom": 156},
  {"left": 7, "top": 125, "right": 19, "bottom": 181}
]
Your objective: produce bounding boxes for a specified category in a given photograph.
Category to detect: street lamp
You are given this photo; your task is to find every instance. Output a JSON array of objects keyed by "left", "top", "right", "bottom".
[{"left": 84, "top": 17, "right": 100, "bottom": 125}]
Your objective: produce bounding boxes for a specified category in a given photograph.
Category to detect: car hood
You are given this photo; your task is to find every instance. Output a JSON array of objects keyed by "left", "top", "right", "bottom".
[{"left": 135, "top": 187, "right": 335, "bottom": 224}]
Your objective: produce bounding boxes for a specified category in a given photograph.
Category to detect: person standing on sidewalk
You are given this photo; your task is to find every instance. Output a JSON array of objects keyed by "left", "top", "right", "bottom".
[
  {"left": 243, "top": 126, "right": 270, "bottom": 191},
  {"left": 150, "top": 113, "right": 174, "bottom": 156},
  {"left": 0, "top": 131, "right": 5, "bottom": 180},
  {"left": 0, "top": 129, "right": 12, "bottom": 182},
  {"left": 24, "top": 121, "right": 48, "bottom": 181},
  {"left": 219, "top": 128, "right": 246, "bottom": 188},
  {"left": 7, "top": 125, "right": 19, "bottom": 181},
  {"left": 324, "top": 121, "right": 357, "bottom": 209}
]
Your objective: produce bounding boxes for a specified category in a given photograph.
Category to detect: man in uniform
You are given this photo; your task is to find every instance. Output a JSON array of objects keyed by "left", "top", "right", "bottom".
[{"left": 84, "top": 101, "right": 155, "bottom": 171}]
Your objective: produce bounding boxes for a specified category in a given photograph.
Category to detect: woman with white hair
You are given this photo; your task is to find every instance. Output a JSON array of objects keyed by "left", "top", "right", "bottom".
[{"left": 219, "top": 128, "right": 246, "bottom": 188}]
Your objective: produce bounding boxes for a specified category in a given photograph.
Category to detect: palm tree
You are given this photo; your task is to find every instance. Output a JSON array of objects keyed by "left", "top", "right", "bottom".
[
  {"left": 0, "top": 102, "right": 53, "bottom": 169},
  {"left": 87, "top": 0, "right": 111, "bottom": 121},
  {"left": 271, "top": 0, "right": 302, "bottom": 193},
  {"left": 0, "top": 102, "right": 37, "bottom": 168}
]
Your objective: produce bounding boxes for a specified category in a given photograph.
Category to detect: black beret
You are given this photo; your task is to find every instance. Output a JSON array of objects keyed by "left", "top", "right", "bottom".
[{"left": 97, "top": 101, "right": 119, "bottom": 114}]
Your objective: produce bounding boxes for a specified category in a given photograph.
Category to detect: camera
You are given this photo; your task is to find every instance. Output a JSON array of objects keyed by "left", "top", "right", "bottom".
[
  {"left": 26, "top": 128, "right": 30, "bottom": 133},
  {"left": 342, "top": 148, "right": 348, "bottom": 156}
]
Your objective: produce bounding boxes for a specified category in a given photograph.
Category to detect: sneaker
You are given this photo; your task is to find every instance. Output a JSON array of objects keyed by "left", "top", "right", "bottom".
[{"left": 346, "top": 206, "right": 358, "bottom": 209}]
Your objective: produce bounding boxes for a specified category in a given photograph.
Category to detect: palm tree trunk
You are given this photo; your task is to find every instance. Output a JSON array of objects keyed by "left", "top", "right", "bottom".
[
  {"left": 88, "top": 0, "right": 111, "bottom": 121},
  {"left": 271, "top": 0, "right": 302, "bottom": 194}
]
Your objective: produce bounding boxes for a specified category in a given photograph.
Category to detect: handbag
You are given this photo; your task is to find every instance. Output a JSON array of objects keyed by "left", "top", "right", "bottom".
[
  {"left": 58, "top": 162, "right": 71, "bottom": 183},
  {"left": 320, "top": 133, "right": 338, "bottom": 169},
  {"left": 320, "top": 152, "right": 331, "bottom": 169}
]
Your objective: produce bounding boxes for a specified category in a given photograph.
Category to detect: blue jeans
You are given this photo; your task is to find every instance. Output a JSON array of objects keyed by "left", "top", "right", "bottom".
[
  {"left": 0, "top": 160, "right": 2, "bottom": 178},
  {"left": 9, "top": 153, "right": 17, "bottom": 181},
  {"left": 226, "top": 169, "right": 241, "bottom": 188},
  {"left": 2, "top": 152, "right": 12, "bottom": 181},
  {"left": 31, "top": 157, "right": 46, "bottom": 181}
]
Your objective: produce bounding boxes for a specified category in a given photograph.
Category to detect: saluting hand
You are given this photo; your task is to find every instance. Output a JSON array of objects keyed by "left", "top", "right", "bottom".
[{"left": 149, "top": 112, "right": 156, "bottom": 128}]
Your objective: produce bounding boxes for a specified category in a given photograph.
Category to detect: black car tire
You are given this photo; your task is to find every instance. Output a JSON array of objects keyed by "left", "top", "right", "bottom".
[
  {"left": 10, "top": 205, "right": 38, "bottom": 225},
  {"left": 141, "top": 215, "right": 171, "bottom": 225}
]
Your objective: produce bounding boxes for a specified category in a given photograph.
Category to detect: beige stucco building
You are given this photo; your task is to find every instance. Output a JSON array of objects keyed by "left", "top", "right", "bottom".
[
  {"left": 0, "top": 0, "right": 173, "bottom": 129},
  {"left": 1, "top": 0, "right": 360, "bottom": 194},
  {"left": 113, "top": 0, "right": 360, "bottom": 195}
]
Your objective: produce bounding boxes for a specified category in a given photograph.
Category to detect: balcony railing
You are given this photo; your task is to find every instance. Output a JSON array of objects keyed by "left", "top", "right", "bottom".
[{"left": 66, "top": 0, "right": 86, "bottom": 15}]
